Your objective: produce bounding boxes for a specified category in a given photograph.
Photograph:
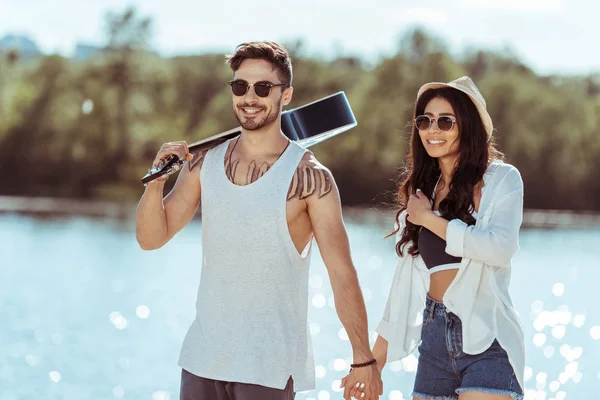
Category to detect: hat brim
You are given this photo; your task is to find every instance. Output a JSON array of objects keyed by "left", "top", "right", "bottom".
[{"left": 417, "top": 82, "right": 493, "bottom": 139}]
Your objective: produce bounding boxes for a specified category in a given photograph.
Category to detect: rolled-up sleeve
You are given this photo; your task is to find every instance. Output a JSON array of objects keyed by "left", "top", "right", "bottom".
[
  {"left": 376, "top": 294, "right": 393, "bottom": 340},
  {"left": 445, "top": 167, "right": 524, "bottom": 267}
]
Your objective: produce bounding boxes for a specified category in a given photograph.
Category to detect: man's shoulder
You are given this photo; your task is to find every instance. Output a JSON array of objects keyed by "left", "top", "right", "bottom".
[
  {"left": 185, "top": 148, "right": 212, "bottom": 176},
  {"left": 189, "top": 139, "right": 232, "bottom": 174},
  {"left": 296, "top": 151, "right": 331, "bottom": 173},
  {"left": 287, "top": 151, "right": 336, "bottom": 201}
]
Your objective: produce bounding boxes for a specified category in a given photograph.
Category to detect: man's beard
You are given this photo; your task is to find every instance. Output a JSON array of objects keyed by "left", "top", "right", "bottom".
[{"left": 235, "top": 96, "right": 282, "bottom": 131}]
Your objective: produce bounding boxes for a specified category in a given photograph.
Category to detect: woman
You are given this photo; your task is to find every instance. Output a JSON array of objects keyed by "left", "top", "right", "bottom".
[{"left": 344, "top": 76, "right": 525, "bottom": 400}]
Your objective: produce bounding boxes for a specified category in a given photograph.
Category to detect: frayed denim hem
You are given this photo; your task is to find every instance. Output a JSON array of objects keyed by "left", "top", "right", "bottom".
[
  {"left": 411, "top": 391, "right": 458, "bottom": 400},
  {"left": 455, "top": 387, "right": 524, "bottom": 400}
]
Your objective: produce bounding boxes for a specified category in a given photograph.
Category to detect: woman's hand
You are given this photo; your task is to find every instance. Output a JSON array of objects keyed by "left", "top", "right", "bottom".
[
  {"left": 406, "top": 189, "right": 434, "bottom": 226},
  {"left": 340, "top": 360, "right": 385, "bottom": 399}
]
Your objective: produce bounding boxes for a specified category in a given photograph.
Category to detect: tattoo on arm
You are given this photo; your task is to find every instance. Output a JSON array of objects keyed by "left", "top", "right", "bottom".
[{"left": 287, "top": 164, "right": 333, "bottom": 200}]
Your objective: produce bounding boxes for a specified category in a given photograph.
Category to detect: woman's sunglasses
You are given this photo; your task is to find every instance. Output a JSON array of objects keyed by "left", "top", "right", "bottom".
[
  {"left": 228, "top": 80, "right": 289, "bottom": 98},
  {"left": 415, "top": 115, "right": 457, "bottom": 132}
]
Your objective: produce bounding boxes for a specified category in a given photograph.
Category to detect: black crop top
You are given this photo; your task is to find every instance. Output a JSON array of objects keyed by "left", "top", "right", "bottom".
[
  {"left": 418, "top": 211, "right": 476, "bottom": 273},
  {"left": 418, "top": 227, "right": 461, "bottom": 271}
]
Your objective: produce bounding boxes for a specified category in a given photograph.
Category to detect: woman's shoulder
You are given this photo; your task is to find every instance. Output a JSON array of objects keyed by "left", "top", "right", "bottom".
[
  {"left": 485, "top": 160, "right": 523, "bottom": 191},
  {"left": 486, "top": 160, "right": 522, "bottom": 178}
]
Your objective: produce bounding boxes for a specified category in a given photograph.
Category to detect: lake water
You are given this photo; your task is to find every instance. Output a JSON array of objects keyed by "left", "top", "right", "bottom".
[{"left": 1, "top": 212, "right": 599, "bottom": 400}]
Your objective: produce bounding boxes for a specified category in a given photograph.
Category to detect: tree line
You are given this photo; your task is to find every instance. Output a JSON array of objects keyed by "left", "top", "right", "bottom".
[{"left": 1, "top": 8, "right": 599, "bottom": 211}]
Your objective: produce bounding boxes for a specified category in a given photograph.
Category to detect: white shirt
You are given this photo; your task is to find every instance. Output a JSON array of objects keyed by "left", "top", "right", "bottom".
[{"left": 376, "top": 160, "right": 526, "bottom": 390}]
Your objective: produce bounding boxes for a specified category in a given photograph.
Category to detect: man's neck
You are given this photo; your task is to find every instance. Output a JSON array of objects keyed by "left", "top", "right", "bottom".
[{"left": 238, "top": 125, "right": 289, "bottom": 157}]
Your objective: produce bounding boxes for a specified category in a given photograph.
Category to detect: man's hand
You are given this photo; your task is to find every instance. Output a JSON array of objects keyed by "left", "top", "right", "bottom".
[
  {"left": 150, "top": 141, "right": 194, "bottom": 182},
  {"left": 340, "top": 364, "right": 382, "bottom": 400},
  {"left": 406, "top": 188, "right": 433, "bottom": 226}
]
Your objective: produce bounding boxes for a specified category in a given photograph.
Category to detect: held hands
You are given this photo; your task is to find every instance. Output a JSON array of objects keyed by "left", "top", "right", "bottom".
[
  {"left": 150, "top": 141, "right": 194, "bottom": 183},
  {"left": 340, "top": 363, "right": 383, "bottom": 400},
  {"left": 406, "top": 189, "right": 434, "bottom": 226}
]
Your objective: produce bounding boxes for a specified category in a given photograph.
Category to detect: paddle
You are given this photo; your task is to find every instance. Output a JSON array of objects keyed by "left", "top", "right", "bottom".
[{"left": 141, "top": 91, "right": 357, "bottom": 185}]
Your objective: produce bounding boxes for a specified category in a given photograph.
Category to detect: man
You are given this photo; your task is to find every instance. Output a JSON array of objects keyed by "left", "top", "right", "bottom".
[{"left": 136, "top": 41, "right": 382, "bottom": 400}]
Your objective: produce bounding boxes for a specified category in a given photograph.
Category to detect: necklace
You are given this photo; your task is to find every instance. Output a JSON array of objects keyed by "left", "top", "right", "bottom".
[{"left": 228, "top": 136, "right": 290, "bottom": 184}]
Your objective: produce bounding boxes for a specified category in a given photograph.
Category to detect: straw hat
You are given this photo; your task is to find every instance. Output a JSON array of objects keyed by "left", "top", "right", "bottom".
[{"left": 417, "top": 76, "right": 493, "bottom": 139}]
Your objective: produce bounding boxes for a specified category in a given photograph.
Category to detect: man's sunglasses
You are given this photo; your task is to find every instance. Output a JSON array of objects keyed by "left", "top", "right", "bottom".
[
  {"left": 414, "top": 115, "right": 457, "bottom": 132},
  {"left": 228, "top": 79, "right": 289, "bottom": 98}
]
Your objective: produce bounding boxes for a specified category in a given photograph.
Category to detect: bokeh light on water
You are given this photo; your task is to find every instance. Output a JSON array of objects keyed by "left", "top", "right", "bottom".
[{"left": 0, "top": 213, "right": 599, "bottom": 399}]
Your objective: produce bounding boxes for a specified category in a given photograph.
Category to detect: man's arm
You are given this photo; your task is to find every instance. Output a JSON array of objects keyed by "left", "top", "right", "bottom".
[
  {"left": 136, "top": 145, "right": 206, "bottom": 250},
  {"left": 304, "top": 160, "right": 372, "bottom": 362},
  {"left": 303, "top": 158, "right": 381, "bottom": 399}
]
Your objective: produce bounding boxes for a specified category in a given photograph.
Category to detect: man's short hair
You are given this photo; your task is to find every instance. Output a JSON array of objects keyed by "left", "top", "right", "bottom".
[{"left": 226, "top": 41, "right": 293, "bottom": 86}]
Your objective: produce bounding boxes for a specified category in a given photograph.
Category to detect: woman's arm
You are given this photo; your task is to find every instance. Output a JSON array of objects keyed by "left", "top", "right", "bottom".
[
  {"left": 372, "top": 335, "right": 388, "bottom": 371},
  {"left": 441, "top": 167, "right": 524, "bottom": 266}
]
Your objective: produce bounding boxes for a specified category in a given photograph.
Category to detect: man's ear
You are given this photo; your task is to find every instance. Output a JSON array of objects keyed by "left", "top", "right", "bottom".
[{"left": 282, "top": 86, "right": 293, "bottom": 107}]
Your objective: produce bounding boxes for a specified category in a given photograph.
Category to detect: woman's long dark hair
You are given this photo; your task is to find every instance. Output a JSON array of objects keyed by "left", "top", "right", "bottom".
[{"left": 392, "top": 87, "right": 503, "bottom": 257}]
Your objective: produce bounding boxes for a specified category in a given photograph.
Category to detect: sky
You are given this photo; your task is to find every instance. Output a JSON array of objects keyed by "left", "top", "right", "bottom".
[{"left": 0, "top": 0, "right": 598, "bottom": 76}]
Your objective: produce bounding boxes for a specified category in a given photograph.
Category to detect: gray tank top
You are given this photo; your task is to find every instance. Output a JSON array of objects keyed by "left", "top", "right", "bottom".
[{"left": 178, "top": 138, "right": 315, "bottom": 391}]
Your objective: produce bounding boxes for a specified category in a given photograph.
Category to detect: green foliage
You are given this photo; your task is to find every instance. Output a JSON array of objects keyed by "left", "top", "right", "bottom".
[{"left": 0, "top": 20, "right": 598, "bottom": 210}]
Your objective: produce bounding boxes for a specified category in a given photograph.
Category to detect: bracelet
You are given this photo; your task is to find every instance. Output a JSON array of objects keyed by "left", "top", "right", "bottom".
[{"left": 349, "top": 358, "right": 377, "bottom": 372}]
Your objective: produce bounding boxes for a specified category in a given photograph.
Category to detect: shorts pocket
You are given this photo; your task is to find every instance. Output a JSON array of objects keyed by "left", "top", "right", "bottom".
[{"left": 422, "top": 307, "right": 434, "bottom": 327}]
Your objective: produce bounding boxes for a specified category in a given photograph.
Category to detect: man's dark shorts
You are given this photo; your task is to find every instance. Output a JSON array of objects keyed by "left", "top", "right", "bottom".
[{"left": 180, "top": 369, "right": 295, "bottom": 400}]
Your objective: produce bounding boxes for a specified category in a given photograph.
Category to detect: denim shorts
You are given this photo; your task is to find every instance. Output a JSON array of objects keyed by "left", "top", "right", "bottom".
[{"left": 412, "top": 295, "right": 524, "bottom": 400}]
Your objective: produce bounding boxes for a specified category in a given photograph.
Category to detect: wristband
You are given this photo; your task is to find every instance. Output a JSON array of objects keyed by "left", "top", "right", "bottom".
[{"left": 349, "top": 358, "right": 377, "bottom": 372}]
